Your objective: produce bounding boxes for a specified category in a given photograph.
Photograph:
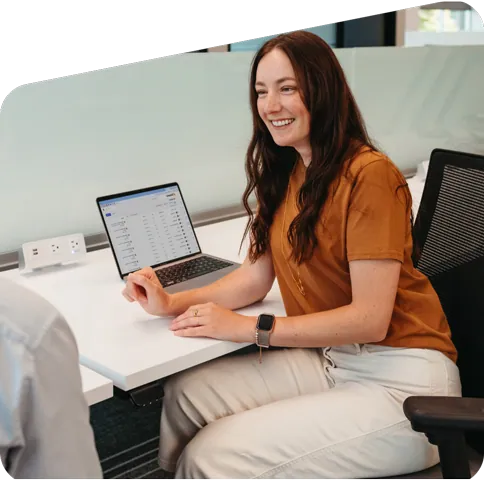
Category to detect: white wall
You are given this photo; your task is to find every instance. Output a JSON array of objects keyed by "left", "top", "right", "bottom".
[
  {"left": 0, "top": 53, "right": 254, "bottom": 254},
  {"left": 1, "top": 45, "right": 484, "bottom": 254}
]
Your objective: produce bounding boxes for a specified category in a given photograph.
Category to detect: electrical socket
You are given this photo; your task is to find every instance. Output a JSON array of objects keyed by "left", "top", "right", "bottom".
[
  {"left": 49, "top": 238, "right": 62, "bottom": 255},
  {"left": 19, "top": 233, "right": 87, "bottom": 272},
  {"left": 69, "top": 234, "right": 84, "bottom": 254}
]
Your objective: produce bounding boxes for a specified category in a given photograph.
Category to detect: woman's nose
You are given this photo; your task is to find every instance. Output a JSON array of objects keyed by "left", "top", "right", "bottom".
[{"left": 265, "top": 92, "right": 281, "bottom": 114}]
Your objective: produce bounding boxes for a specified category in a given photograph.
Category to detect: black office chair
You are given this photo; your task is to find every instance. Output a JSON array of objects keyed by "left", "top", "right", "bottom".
[{"left": 401, "top": 148, "right": 484, "bottom": 478}]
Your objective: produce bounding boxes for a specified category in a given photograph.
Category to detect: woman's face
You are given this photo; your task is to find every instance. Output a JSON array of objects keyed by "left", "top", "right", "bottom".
[{"left": 255, "top": 48, "right": 311, "bottom": 157}]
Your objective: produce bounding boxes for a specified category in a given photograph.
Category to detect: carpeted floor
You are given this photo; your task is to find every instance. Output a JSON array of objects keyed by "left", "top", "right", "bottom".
[{"left": 89, "top": 392, "right": 171, "bottom": 479}]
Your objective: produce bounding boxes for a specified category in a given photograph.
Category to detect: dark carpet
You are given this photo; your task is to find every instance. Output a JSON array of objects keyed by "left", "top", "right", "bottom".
[{"left": 89, "top": 393, "right": 171, "bottom": 479}]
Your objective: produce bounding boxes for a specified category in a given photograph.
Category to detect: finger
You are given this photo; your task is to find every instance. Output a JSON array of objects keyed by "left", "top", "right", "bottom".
[
  {"left": 122, "top": 289, "right": 135, "bottom": 302},
  {"left": 130, "top": 272, "right": 159, "bottom": 291},
  {"left": 137, "top": 266, "right": 154, "bottom": 275},
  {"left": 129, "top": 281, "right": 148, "bottom": 301},
  {"left": 138, "top": 267, "right": 158, "bottom": 281},
  {"left": 124, "top": 278, "right": 142, "bottom": 301},
  {"left": 170, "top": 316, "right": 206, "bottom": 331},
  {"left": 172, "top": 304, "right": 210, "bottom": 324},
  {"left": 172, "top": 308, "right": 199, "bottom": 324},
  {"left": 174, "top": 326, "right": 209, "bottom": 338},
  {"left": 128, "top": 274, "right": 159, "bottom": 298},
  {"left": 136, "top": 267, "right": 163, "bottom": 285}
]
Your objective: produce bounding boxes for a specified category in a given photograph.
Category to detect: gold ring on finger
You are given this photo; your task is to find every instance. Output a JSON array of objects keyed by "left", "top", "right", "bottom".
[{"left": 193, "top": 309, "right": 199, "bottom": 317}]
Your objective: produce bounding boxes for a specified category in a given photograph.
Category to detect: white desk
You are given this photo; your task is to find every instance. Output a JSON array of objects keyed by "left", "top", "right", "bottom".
[
  {"left": 1, "top": 216, "right": 285, "bottom": 391},
  {"left": 1, "top": 177, "right": 424, "bottom": 392},
  {"left": 80, "top": 365, "right": 113, "bottom": 405}
]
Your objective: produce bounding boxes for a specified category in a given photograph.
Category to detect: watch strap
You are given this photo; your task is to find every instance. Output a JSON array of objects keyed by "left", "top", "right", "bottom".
[{"left": 256, "top": 328, "right": 271, "bottom": 348}]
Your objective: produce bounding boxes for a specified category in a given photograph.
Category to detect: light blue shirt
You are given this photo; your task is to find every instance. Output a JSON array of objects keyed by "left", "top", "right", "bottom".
[{"left": 0, "top": 277, "right": 102, "bottom": 478}]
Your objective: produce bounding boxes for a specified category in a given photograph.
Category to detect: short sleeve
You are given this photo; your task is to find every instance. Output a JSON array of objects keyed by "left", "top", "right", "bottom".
[{"left": 346, "top": 160, "right": 410, "bottom": 263}]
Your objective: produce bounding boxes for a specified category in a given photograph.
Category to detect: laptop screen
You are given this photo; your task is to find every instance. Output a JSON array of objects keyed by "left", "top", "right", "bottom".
[{"left": 97, "top": 184, "right": 201, "bottom": 276}]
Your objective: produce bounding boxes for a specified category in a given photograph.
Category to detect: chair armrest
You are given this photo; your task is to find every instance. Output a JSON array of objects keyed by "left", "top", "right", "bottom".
[{"left": 404, "top": 396, "right": 484, "bottom": 433}]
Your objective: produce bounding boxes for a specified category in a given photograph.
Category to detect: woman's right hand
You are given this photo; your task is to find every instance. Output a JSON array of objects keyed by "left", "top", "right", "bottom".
[{"left": 122, "top": 267, "right": 173, "bottom": 317}]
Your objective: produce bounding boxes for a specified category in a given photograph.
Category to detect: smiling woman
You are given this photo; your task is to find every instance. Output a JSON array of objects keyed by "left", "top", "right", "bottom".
[{"left": 124, "top": 31, "right": 461, "bottom": 479}]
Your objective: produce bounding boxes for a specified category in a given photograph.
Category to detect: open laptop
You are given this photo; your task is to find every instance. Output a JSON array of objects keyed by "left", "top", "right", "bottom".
[{"left": 96, "top": 182, "right": 240, "bottom": 293}]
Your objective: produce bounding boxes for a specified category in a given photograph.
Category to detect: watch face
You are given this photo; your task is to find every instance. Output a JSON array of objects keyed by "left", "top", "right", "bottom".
[{"left": 257, "top": 314, "right": 274, "bottom": 331}]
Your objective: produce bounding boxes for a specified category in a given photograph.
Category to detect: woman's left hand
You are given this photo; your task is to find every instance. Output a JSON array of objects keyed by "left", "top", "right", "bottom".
[{"left": 169, "top": 302, "right": 255, "bottom": 343}]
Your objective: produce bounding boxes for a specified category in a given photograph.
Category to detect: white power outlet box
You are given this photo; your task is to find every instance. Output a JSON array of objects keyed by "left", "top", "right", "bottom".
[{"left": 19, "top": 233, "right": 87, "bottom": 272}]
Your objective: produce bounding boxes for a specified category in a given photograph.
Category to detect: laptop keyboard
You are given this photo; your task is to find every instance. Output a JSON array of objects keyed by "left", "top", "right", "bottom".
[{"left": 155, "top": 256, "right": 233, "bottom": 288}]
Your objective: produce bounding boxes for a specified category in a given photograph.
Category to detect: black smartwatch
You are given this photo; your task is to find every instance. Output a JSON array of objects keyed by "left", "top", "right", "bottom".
[{"left": 255, "top": 313, "right": 276, "bottom": 348}]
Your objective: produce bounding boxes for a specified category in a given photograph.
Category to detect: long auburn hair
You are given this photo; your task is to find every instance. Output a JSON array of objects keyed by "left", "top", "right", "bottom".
[
  {"left": 240, "top": 31, "right": 415, "bottom": 264},
  {"left": 241, "top": 31, "right": 385, "bottom": 265}
]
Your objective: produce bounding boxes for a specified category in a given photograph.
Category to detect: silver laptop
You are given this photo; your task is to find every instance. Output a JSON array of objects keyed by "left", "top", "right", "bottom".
[{"left": 96, "top": 182, "right": 239, "bottom": 293}]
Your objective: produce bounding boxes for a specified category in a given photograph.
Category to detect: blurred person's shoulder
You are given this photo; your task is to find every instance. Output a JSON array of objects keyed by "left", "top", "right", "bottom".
[{"left": 0, "top": 277, "right": 73, "bottom": 352}]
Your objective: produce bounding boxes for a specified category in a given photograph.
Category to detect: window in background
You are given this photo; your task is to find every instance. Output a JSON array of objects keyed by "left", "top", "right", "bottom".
[
  {"left": 418, "top": 6, "right": 483, "bottom": 32},
  {"left": 404, "top": 3, "right": 484, "bottom": 45}
]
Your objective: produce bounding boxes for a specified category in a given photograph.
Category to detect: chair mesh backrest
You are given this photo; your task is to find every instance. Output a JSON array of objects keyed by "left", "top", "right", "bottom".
[
  {"left": 413, "top": 149, "right": 484, "bottom": 454},
  {"left": 416, "top": 164, "right": 484, "bottom": 277}
]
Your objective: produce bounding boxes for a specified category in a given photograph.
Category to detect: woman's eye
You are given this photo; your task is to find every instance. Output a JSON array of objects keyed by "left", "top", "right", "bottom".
[
  {"left": 281, "top": 86, "right": 296, "bottom": 93},
  {"left": 256, "top": 90, "right": 267, "bottom": 97}
]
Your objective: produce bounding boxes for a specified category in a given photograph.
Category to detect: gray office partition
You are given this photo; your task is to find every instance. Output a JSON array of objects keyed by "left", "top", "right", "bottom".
[{"left": 1, "top": 45, "right": 483, "bottom": 265}]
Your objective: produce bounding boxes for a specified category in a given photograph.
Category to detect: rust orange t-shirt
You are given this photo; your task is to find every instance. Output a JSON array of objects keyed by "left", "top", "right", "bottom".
[{"left": 269, "top": 148, "right": 457, "bottom": 363}]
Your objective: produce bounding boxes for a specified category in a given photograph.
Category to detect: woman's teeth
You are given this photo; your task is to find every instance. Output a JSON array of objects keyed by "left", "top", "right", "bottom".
[{"left": 271, "top": 119, "right": 294, "bottom": 127}]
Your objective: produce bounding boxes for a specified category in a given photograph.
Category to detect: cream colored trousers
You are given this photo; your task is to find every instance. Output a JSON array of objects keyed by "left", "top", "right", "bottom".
[{"left": 158, "top": 344, "right": 461, "bottom": 479}]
